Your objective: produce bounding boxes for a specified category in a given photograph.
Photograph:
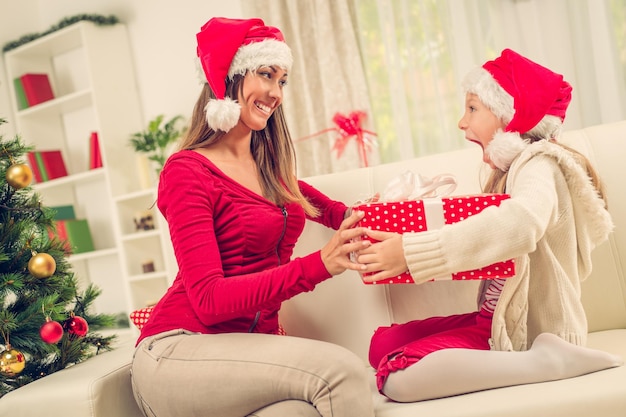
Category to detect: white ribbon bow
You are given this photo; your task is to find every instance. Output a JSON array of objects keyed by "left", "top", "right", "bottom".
[{"left": 381, "top": 171, "right": 457, "bottom": 202}]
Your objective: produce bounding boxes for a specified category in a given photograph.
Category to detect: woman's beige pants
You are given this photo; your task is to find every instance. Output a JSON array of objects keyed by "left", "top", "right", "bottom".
[{"left": 131, "top": 329, "right": 375, "bottom": 417}]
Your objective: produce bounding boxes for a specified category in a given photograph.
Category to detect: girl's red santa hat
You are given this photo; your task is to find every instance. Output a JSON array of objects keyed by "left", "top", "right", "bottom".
[
  {"left": 462, "top": 48, "right": 572, "bottom": 171},
  {"left": 196, "top": 17, "right": 293, "bottom": 132}
]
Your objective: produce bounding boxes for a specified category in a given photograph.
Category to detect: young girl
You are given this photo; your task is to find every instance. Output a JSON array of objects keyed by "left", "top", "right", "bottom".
[
  {"left": 130, "top": 17, "right": 374, "bottom": 417},
  {"left": 356, "top": 48, "right": 623, "bottom": 402}
]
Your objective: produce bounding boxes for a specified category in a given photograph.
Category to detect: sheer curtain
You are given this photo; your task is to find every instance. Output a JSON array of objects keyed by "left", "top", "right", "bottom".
[
  {"left": 447, "top": 0, "right": 626, "bottom": 131},
  {"left": 353, "top": 0, "right": 626, "bottom": 163},
  {"left": 242, "top": 0, "right": 380, "bottom": 177},
  {"left": 351, "top": 0, "right": 465, "bottom": 163},
  {"left": 243, "top": 0, "right": 626, "bottom": 171}
]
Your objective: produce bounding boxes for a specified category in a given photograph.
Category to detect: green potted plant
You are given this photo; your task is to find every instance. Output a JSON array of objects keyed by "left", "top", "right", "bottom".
[{"left": 129, "top": 114, "right": 186, "bottom": 179}]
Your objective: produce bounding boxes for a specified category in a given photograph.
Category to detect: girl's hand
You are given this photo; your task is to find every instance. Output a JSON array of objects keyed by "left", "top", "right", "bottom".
[
  {"left": 321, "top": 210, "right": 370, "bottom": 276},
  {"left": 354, "top": 229, "right": 408, "bottom": 283}
]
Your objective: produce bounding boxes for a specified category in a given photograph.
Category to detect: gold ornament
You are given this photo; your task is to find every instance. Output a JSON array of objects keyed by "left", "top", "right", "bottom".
[
  {"left": 5, "top": 163, "right": 33, "bottom": 189},
  {"left": 28, "top": 252, "right": 56, "bottom": 278},
  {"left": 0, "top": 346, "right": 26, "bottom": 377}
]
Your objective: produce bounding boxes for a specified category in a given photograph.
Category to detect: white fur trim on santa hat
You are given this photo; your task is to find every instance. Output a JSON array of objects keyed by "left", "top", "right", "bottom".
[
  {"left": 205, "top": 97, "right": 241, "bottom": 132},
  {"left": 485, "top": 130, "right": 530, "bottom": 172},
  {"left": 196, "top": 40, "right": 293, "bottom": 85},
  {"left": 228, "top": 39, "right": 293, "bottom": 78},
  {"left": 462, "top": 67, "right": 514, "bottom": 123}
]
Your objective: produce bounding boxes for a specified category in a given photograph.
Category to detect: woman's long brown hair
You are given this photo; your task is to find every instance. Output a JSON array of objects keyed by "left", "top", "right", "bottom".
[{"left": 178, "top": 75, "right": 319, "bottom": 217}]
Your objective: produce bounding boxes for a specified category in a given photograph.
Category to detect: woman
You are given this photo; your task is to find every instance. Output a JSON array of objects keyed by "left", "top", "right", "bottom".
[
  {"left": 358, "top": 49, "right": 622, "bottom": 402},
  {"left": 131, "top": 17, "right": 374, "bottom": 417}
]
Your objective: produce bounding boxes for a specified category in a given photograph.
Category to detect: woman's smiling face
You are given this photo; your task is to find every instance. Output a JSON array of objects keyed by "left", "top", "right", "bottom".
[
  {"left": 458, "top": 93, "right": 506, "bottom": 169},
  {"left": 237, "top": 66, "right": 288, "bottom": 131}
]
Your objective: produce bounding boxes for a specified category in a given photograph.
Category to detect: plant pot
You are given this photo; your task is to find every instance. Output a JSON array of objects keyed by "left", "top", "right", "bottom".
[{"left": 136, "top": 154, "right": 159, "bottom": 189}]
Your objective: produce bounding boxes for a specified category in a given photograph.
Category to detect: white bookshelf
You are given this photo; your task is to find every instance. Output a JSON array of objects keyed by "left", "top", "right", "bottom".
[{"left": 4, "top": 21, "right": 177, "bottom": 317}]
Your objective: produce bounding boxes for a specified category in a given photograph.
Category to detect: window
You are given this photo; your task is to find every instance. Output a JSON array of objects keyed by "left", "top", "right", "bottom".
[
  {"left": 353, "top": 0, "right": 626, "bottom": 164},
  {"left": 354, "top": 0, "right": 464, "bottom": 164}
]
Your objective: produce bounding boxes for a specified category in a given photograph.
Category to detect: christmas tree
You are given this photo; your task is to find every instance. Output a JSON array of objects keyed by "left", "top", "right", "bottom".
[{"left": 0, "top": 118, "right": 117, "bottom": 397}]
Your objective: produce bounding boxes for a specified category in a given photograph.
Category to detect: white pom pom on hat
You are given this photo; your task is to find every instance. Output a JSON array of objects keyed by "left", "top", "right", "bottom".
[
  {"left": 196, "top": 17, "right": 293, "bottom": 132},
  {"left": 485, "top": 130, "right": 530, "bottom": 171},
  {"left": 204, "top": 97, "right": 241, "bottom": 133},
  {"left": 462, "top": 49, "right": 573, "bottom": 171}
]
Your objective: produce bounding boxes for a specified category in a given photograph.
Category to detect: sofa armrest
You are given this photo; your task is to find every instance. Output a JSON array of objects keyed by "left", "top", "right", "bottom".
[{"left": 0, "top": 330, "right": 142, "bottom": 417}]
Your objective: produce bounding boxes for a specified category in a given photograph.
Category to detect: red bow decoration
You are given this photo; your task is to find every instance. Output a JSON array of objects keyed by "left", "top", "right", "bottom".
[{"left": 296, "top": 111, "right": 377, "bottom": 167}]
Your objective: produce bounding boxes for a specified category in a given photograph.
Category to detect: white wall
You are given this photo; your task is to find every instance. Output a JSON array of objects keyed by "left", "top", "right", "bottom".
[{"left": 0, "top": 0, "right": 245, "bottom": 134}]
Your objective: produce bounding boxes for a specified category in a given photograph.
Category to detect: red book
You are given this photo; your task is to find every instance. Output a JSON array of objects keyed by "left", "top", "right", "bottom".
[
  {"left": 48, "top": 220, "right": 71, "bottom": 253},
  {"left": 95, "top": 144, "right": 102, "bottom": 168},
  {"left": 89, "top": 132, "right": 103, "bottom": 169},
  {"left": 39, "top": 150, "right": 68, "bottom": 180},
  {"left": 20, "top": 73, "right": 54, "bottom": 106},
  {"left": 34, "top": 151, "right": 49, "bottom": 181},
  {"left": 48, "top": 219, "right": 95, "bottom": 254},
  {"left": 13, "top": 78, "right": 29, "bottom": 110},
  {"left": 26, "top": 152, "right": 43, "bottom": 183},
  {"left": 56, "top": 220, "right": 70, "bottom": 252}
]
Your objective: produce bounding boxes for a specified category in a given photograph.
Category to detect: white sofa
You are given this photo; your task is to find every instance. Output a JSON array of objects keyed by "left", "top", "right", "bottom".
[{"left": 2, "top": 121, "right": 625, "bottom": 417}]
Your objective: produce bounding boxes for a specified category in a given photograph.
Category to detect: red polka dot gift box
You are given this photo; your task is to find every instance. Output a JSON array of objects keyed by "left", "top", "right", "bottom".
[
  {"left": 129, "top": 306, "right": 288, "bottom": 335},
  {"left": 353, "top": 194, "right": 515, "bottom": 284},
  {"left": 130, "top": 306, "right": 153, "bottom": 330}
]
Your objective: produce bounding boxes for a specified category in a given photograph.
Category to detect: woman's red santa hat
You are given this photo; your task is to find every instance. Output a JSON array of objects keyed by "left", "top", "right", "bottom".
[
  {"left": 462, "top": 48, "right": 572, "bottom": 171},
  {"left": 196, "top": 17, "right": 293, "bottom": 132}
]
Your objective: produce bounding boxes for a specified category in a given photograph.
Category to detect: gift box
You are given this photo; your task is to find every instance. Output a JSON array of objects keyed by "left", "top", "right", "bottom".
[
  {"left": 354, "top": 194, "right": 515, "bottom": 284},
  {"left": 130, "top": 306, "right": 154, "bottom": 330}
]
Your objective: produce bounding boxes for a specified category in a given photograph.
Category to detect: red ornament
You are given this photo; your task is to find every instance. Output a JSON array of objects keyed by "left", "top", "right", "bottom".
[
  {"left": 64, "top": 315, "right": 89, "bottom": 337},
  {"left": 40, "top": 319, "right": 64, "bottom": 344}
]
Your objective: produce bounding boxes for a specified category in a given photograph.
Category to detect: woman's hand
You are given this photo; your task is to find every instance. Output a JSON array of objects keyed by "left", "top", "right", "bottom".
[
  {"left": 343, "top": 193, "right": 380, "bottom": 219},
  {"left": 354, "top": 229, "right": 408, "bottom": 283},
  {"left": 321, "top": 210, "right": 371, "bottom": 276}
]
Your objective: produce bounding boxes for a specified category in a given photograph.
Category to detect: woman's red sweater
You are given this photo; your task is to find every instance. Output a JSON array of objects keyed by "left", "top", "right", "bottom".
[{"left": 137, "top": 150, "right": 347, "bottom": 344}]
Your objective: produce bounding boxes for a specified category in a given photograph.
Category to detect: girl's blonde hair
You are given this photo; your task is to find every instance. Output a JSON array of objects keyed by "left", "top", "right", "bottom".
[
  {"left": 482, "top": 116, "right": 607, "bottom": 207},
  {"left": 178, "top": 74, "right": 319, "bottom": 217}
]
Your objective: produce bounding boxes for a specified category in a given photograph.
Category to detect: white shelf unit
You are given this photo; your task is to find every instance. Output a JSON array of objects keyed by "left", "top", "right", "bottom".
[
  {"left": 114, "top": 188, "right": 177, "bottom": 309},
  {"left": 3, "top": 21, "right": 156, "bottom": 317}
]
